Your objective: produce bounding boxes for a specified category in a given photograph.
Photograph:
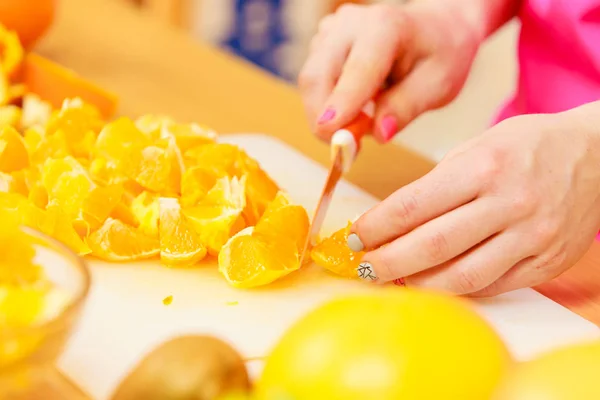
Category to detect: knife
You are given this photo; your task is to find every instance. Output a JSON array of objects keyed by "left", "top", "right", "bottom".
[{"left": 299, "top": 101, "right": 375, "bottom": 265}]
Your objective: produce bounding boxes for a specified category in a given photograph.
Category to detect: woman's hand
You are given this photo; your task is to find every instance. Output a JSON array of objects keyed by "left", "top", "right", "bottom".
[
  {"left": 350, "top": 102, "right": 600, "bottom": 296},
  {"left": 299, "top": 1, "right": 482, "bottom": 142}
]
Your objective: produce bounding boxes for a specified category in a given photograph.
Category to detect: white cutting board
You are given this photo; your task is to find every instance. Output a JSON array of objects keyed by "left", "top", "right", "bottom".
[{"left": 58, "top": 134, "right": 599, "bottom": 400}]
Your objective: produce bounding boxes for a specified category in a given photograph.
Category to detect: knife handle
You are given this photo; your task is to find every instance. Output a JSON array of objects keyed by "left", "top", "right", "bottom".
[{"left": 331, "top": 100, "right": 375, "bottom": 174}]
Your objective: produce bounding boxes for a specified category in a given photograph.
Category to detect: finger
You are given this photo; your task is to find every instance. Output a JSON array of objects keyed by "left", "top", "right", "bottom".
[
  {"left": 298, "top": 31, "right": 353, "bottom": 137},
  {"left": 372, "top": 59, "right": 459, "bottom": 142},
  {"left": 350, "top": 154, "right": 484, "bottom": 252},
  {"left": 359, "top": 197, "right": 509, "bottom": 282},
  {"left": 469, "top": 252, "right": 566, "bottom": 298},
  {"left": 406, "top": 230, "right": 534, "bottom": 294},
  {"left": 315, "top": 22, "right": 407, "bottom": 138}
]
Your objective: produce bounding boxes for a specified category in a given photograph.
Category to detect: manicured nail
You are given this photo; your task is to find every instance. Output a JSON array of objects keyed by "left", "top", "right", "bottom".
[
  {"left": 318, "top": 108, "right": 336, "bottom": 124},
  {"left": 393, "top": 277, "right": 406, "bottom": 286},
  {"left": 380, "top": 115, "right": 398, "bottom": 141},
  {"left": 357, "top": 261, "right": 377, "bottom": 281},
  {"left": 347, "top": 233, "right": 364, "bottom": 252}
]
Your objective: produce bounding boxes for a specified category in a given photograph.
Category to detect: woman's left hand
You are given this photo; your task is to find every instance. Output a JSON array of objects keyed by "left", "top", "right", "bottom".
[{"left": 351, "top": 102, "right": 600, "bottom": 296}]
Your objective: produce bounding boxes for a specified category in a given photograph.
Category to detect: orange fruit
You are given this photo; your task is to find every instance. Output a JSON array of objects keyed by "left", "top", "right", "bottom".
[
  {"left": 96, "top": 117, "right": 151, "bottom": 162},
  {"left": 0, "top": 125, "right": 29, "bottom": 172},
  {"left": 183, "top": 143, "right": 244, "bottom": 175},
  {"left": 180, "top": 166, "right": 221, "bottom": 207},
  {"left": 218, "top": 227, "right": 300, "bottom": 288},
  {"left": 310, "top": 223, "right": 364, "bottom": 279},
  {"left": 0, "top": 23, "right": 23, "bottom": 77},
  {"left": 257, "top": 290, "right": 512, "bottom": 400},
  {"left": 242, "top": 162, "right": 279, "bottom": 226},
  {"left": 21, "top": 93, "right": 52, "bottom": 129},
  {"left": 0, "top": 105, "right": 22, "bottom": 128},
  {"left": 41, "top": 156, "right": 93, "bottom": 218},
  {"left": 0, "top": 0, "right": 55, "bottom": 49},
  {"left": 131, "top": 191, "right": 160, "bottom": 238},
  {"left": 254, "top": 191, "right": 308, "bottom": 252},
  {"left": 184, "top": 176, "right": 246, "bottom": 255},
  {"left": 87, "top": 218, "right": 159, "bottom": 262},
  {"left": 162, "top": 121, "right": 217, "bottom": 153},
  {"left": 0, "top": 170, "right": 28, "bottom": 195},
  {"left": 81, "top": 184, "right": 124, "bottom": 231},
  {"left": 159, "top": 197, "right": 207, "bottom": 266},
  {"left": 493, "top": 340, "right": 600, "bottom": 400}
]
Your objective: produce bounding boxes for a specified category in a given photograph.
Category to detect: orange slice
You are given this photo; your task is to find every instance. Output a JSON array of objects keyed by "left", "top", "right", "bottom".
[
  {"left": 242, "top": 161, "right": 279, "bottom": 226},
  {"left": 180, "top": 166, "right": 221, "bottom": 207},
  {"left": 162, "top": 121, "right": 217, "bottom": 153},
  {"left": 159, "top": 197, "right": 207, "bottom": 266},
  {"left": 254, "top": 191, "right": 309, "bottom": 252},
  {"left": 21, "top": 93, "right": 52, "bottom": 129},
  {"left": 184, "top": 176, "right": 246, "bottom": 255},
  {"left": 81, "top": 184, "right": 124, "bottom": 231},
  {"left": 218, "top": 227, "right": 300, "bottom": 289},
  {"left": 0, "top": 105, "right": 22, "bottom": 128},
  {"left": 0, "top": 125, "right": 29, "bottom": 172},
  {"left": 95, "top": 117, "right": 151, "bottom": 162},
  {"left": 0, "top": 24, "right": 23, "bottom": 78},
  {"left": 87, "top": 218, "right": 159, "bottom": 262},
  {"left": 310, "top": 223, "right": 364, "bottom": 279},
  {"left": 131, "top": 191, "right": 159, "bottom": 238}
]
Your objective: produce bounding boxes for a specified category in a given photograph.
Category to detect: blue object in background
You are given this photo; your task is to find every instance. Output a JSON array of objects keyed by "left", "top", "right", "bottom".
[{"left": 221, "top": 0, "right": 292, "bottom": 80}]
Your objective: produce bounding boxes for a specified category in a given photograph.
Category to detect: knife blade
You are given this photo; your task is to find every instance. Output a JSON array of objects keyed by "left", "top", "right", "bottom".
[{"left": 299, "top": 101, "right": 375, "bottom": 265}]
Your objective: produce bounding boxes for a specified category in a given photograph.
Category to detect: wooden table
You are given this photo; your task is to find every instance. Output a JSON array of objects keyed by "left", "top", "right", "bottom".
[{"left": 37, "top": 0, "right": 600, "bottom": 327}]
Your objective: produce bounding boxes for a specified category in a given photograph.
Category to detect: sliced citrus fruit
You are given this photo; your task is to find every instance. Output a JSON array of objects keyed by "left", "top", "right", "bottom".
[
  {"left": 131, "top": 191, "right": 159, "bottom": 238},
  {"left": 0, "top": 170, "right": 28, "bottom": 195},
  {"left": 0, "top": 105, "right": 22, "bottom": 128},
  {"left": 21, "top": 93, "right": 52, "bottom": 129},
  {"left": 0, "top": 24, "right": 23, "bottom": 78},
  {"left": 95, "top": 117, "right": 151, "bottom": 162},
  {"left": 184, "top": 176, "right": 246, "bottom": 255},
  {"left": 183, "top": 143, "right": 245, "bottom": 175},
  {"left": 218, "top": 227, "right": 300, "bottom": 288},
  {"left": 242, "top": 161, "right": 279, "bottom": 226},
  {"left": 159, "top": 197, "right": 207, "bottom": 266},
  {"left": 0, "top": 208, "right": 41, "bottom": 285},
  {"left": 41, "top": 156, "right": 94, "bottom": 218},
  {"left": 162, "top": 121, "right": 217, "bottom": 153},
  {"left": 310, "top": 223, "right": 364, "bottom": 279},
  {"left": 0, "top": 125, "right": 29, "bottom": 172},
  {"left": 81, "top": 184, "right": 124, "bottom": 231},
  {"left": 87, "top": 218, "right": 159, "bottom": 262},
  {"left": 180, "top": 166, "right": 221, "bottom": 207},
  {"left": 254, "top": 191, "right": 308, "bottom": 252}
]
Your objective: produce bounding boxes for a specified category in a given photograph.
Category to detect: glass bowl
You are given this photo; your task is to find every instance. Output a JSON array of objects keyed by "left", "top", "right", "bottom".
[{"left": 0, "top": 227, "right": 90, "bottom": 396}]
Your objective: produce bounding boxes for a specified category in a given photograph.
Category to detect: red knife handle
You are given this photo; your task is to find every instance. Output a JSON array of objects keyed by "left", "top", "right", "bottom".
[{"left": 331, "top": 101, "right": 375, "bottom": 172}]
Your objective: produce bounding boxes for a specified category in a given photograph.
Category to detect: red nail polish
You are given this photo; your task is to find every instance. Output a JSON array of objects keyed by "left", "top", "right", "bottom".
[
  {"left": 318, "top": 108, "right": 336, "bottom": 124},
  {"left": 380, "top": 115, "right": 398, "bottom": 141},
  {"left": 393, "top": 277, "right": 406, "bottom": 286}
]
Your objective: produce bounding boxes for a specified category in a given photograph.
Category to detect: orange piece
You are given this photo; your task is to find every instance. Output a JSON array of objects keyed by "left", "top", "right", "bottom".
[
  {"left": 180, "top": 166, "right": 221, "bottom": 207},
  {"left": 95, "top": 117, "right": 151, "bottom": 162},
  {"left": 0, "top": 125, "right": 29, "bottom": 172},
  {"left": 0, "top": 0, "right": 55, "bottom": 49},
  {"left": 183, "top": 143, "right": 245, "bottom": 175},
  {"left": 21, "top": 93, "right": 52, "bottom": 129},
  {"left": 159, "top": 197, "right": 207, "bottom": 266},
  {"left": 21, "top": 53, "right": 118, "bottom": 118},
  {"left": 242, "top": 161, "right": 279, "bottom": 226},
  {"left": 310, "top": 223, "right": 364, "bottom": 279},
  {"left": 0, "top": 105, "right": 22, "bottom": 128},
  {"left": 87, "top": 218, "right": 159, "bottom": 262},
  {"left": 184, "top": 176, "right": 246, "bottom": 255},
  {"left": 254, "top": 191, "right": 308, "bottom": 252},
  {"left": 218, "top": 227, "right": 300, "bottom": 289},
  {"left": 81, "top": 184, "right": 124, "bottom": 231},
  {"left": 162, "top": 122, "right": 217, "bottom": 153},
  {"left": 0, "top": 170, "right": 28, "bottom": 195},
  {"left": 0, "top": 23, "right": 23, "bottom": 77},
  {"left": 131, "top": 191, "right": 159, "bottom": 238},
  {"left": 0, "top": 207, "right": 41, "bottom": 285}
]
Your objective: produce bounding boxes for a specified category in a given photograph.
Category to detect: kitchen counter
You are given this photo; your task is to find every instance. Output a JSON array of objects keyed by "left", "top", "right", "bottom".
[{"left": 37, "top": 0, "right": 599, "bottom": 327}]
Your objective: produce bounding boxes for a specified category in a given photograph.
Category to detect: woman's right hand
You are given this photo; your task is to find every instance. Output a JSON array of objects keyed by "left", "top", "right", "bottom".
[{"left": 299, "top": 1, "right": 483, "bottom": 143}]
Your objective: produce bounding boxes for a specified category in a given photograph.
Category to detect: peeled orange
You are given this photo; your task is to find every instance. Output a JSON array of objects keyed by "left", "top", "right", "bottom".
[
  {"left": 310, "top": 223, "right": 364, "bottom": 279},
  {"left": 159, "top": 197, "right": 207, "bottom": 266},
  {"left": 87, "top": 218, "right": 159, "bottom": 262},
  {"left": 0, "top": 125, "right": 29, "bottom": 172}
]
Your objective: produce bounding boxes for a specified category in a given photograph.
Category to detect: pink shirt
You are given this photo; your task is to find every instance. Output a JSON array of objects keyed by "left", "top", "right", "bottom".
[{"left": 495, "top": 0, "right": 600, "bottom": 122}]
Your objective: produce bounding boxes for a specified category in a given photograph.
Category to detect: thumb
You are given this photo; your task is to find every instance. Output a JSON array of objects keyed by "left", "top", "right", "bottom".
[{"left": 373, "top": 60, "right": 457, "bottom": 143}]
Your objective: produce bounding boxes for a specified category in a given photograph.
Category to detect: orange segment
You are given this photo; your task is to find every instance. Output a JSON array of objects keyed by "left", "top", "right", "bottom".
[
  {"left": 159, "top": 197, "right": 207, "bottom": 266},
  {"left": 254, "top": 191, "right": 309, "bottom": 252},
  {"left": 0, "top": 24, "right": 23, "bottom": 78},
  {"left": 218, "top": 227, "right": 300, "bottom": 289},
  {"left": 87, "top": 218, "right": 159, "bottom": 262},
  {"left": 242, "top": 161, "right": 279, "bottom": 226},
  {"left": 0, "top": 105, "right": 21, "bottom": 128},
  {"left": 180, "top": 166, "right": 221, "bottom": 207},
  {"left": 95, "top": 117, "right": 151, "bottom": 162},
  {"left": 310, "top": 223, "right": 364, "bottom": 279},
  {"left": 0, "top": 125, "right": 29, "bottom": 172},
  {"left": 162, "top": 122, "right": 217, "bottom": 153},
  {"left": 21, "top": 93, "right": 52, "bottom": 129},
  {"left": 131, "top": 191, "right": 159, "bottom": 238},
  {"left": 81, "top": 184, "right": 124, "bottom": 231}
]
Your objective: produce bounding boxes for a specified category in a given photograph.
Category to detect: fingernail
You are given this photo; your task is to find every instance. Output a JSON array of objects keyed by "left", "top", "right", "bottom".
[
  {"left": 357, "top": 261, "right": 378, "bottom": 282},
  {"left": 318, "top": 108, "right": 336, "bottom": 124},
  {"left": 380, "top": 115, "right": 398, "bottom": 141},
  {"left": 393, "top": 277, "right": 406, "bottom": 287},
  {"left": 347, "top": 233, "right": 364, "bottom": 252}
]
